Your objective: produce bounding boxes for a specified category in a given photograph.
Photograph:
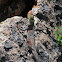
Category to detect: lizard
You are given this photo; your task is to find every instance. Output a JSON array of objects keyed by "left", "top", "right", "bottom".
[{"left": 27, "top": 3, "right": 41, "bottom": 62}]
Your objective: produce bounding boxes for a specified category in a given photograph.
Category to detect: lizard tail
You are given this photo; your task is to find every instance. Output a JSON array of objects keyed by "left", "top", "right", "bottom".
[{"left": 29, "top": 39, "right": 32, "bottom": 47}]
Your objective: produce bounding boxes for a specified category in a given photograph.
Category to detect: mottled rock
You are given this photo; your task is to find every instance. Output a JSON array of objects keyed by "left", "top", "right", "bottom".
[
  {"left": 0, "top": 0, "right": 62, "bottom": 62},
  {"left": 3, "top": 40, "right": 13, "bottom": 49},
  {"left": 0, "top": 16, "right": 29, "bottom": 62},
  {"left": 33, "top": 0, "right": 61, "bottom": 62}
]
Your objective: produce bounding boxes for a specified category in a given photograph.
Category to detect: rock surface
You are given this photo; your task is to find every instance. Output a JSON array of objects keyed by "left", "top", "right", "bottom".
[{"left": 0, "top": 0, "right": 62, "bottom": 62}]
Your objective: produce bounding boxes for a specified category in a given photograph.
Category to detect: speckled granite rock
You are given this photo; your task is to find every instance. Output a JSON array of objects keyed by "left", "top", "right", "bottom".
[
  {"left": 0, "top": 16, "right": 29, "bottom": 62},
  {"left": 0, "top": 0, "right": 62, "bottom": 62},
  {"left": 32, "top": 0, "right": 62, "bottom": 62},
  {"left": 0, "top": 16, "right": 61, "bottom": 62}
]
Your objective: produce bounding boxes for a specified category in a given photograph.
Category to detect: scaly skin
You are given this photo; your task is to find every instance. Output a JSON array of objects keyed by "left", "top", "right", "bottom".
[
  {"left": 27, "top": 2, "right": 40, "bottom": 62},
  {"left": 27, "top": 3, "right": 39, "bottom": 47},
  {"left": 28, "top": 14, "right": 34, "bottom": 26}
]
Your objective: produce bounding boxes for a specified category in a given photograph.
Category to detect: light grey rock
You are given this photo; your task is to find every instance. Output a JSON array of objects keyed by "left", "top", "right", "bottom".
[
  {"left": 42, "top": 2, "right": 51, "bottom": 13},
  {"left": 3, "top": 40, "right": 13, "bottom": 49}
]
